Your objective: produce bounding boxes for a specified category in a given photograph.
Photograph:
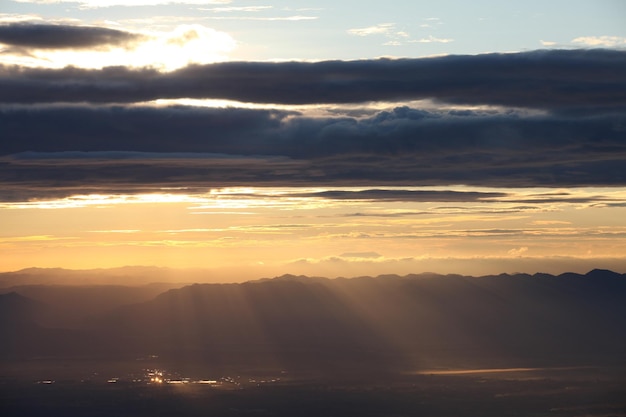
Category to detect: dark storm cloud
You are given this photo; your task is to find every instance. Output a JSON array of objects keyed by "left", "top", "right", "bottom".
[
  {"left": 0, "top": 23, "right": 143, "bottom": 50},
  {"left": 1, "top": 49, "right": 625, "bottom": 112},
  {"left": 1, "top": 104, "right": 625, "bottom": 201}
]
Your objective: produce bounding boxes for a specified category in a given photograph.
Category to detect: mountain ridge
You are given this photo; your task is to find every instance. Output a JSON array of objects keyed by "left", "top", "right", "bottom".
[
  {"left": 85, "top": 269, "right": 626, "bottom": 374},
  {"left": 2, "top": 269, "right": 624, "bottom": 374}
]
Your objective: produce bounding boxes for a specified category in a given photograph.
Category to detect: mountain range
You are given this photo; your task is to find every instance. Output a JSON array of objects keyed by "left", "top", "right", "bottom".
[{"left": 1, "top": 269, "right": 625, "bottom": 376}]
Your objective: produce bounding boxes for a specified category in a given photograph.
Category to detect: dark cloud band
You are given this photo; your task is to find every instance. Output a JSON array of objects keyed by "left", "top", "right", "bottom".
[
  {"left": 0, "top": 23, "right": 142, "bottom": 49},
  {"left": 291, "top": 189, "right": 508, "bottom": 202},
  {"left": 1, "top": 105, "right": 625, "bottom": 201},
  {"left": 1, "top": 49, "right": 624, "bottom": 111}
]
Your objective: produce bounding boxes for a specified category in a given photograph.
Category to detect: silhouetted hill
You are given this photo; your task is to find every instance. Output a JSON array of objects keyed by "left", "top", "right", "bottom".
[
  {"left": 0, "top": 292, "right": 46, "bottom": 326},
  {"left": 0, "top": 292, "right": 101, "bottom": 358},
  {"left": 1, "top": 283, "right": 184, "bottom": 328},
  {"left": 2, "top": 270, "right": 624, "bottom": 373},
  {"left": 84, "top": 270, "right": 626, "bottom": 374},
  {"left": 88, "top": 280, "right": 387, "bottom": 375}
]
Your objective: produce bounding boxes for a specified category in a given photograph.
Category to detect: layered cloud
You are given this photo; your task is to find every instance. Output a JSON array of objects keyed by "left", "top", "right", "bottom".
[
  {"left": 1, "top": 49, "right": 624, "bottom": 113},
  {"left": 0, "top": 50, "right": 626, "bottom": 110},
  {"left": 1, "top": 48, "right": 625, "bottom": 201},
  {"left": 1, "top": 104, "right": 625, "bottom": 200}
]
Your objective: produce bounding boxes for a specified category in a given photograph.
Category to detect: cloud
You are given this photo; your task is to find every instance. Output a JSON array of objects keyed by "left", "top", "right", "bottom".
[
  {"left": 347, "top": 23, "right": 414, "bottom": 46},
  {"left": 1, "top": 49, "right": 624, "bottom": 113},
  {"left": 572, "top": 36, "right": 626, "bottom": 48},
  {"left": 419, "top": 18, "right": 442, "bottom": 28},
  {"left": 292, "top": 189, "right": 508, "bottom": 202},
  {"left": 0, "top": 23, "right": 143, "bottom": 49},
  {"left": 507, "top": 246, "right": 529, "bottom": 256},
  {"left": 1, "top": 49, "right": 624, "bottom": 200},
  {"left": 339, "top": 252, "right": 382, "bottom": 259},
  {"left": 0, "top": 104, "right": 625, "bottom": 200},
  {"left": 12, "top": 0, "right": 231, "bottom": 7},
  {"left": 202, "top": 6, "right": 273, "bottom": 12},
  {"left": 347, "top": 23, "right": 395, "bottom": 37},
  {"left": 339, "top": 204, "right": 553, "bottom": 218},
  {"left": 0, "top": 24, "right": 236, "bottom": 70},
  {"left": 206, "top": 15, "right": 317, "bottom": 21},
  {"left": 531, "top": 220, "right": 572, "bottom": 226},
  {"left": 410, "top": 35, "right": 453, "bottom": 44}
]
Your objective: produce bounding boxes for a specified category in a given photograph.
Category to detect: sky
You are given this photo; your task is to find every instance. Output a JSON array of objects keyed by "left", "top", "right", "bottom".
[{"left": 1, "top": 0, "right": 626, "bottom": 280}]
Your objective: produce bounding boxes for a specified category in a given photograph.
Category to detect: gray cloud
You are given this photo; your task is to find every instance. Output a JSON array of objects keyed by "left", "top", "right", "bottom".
[
  {"left": 1, "top": 48, "right": 625, "bottom": 201},
  {"left": 1, "top": 49, "right": 624, "bottom": 112},
  {"left": 0, "top": 23, "right": 143, "bottom": 50},
  {"left": 339, "top": 205, "right": 548, "bottom": 217},
  {"left": 0, "top": 104, "right": 625, "bottom": 201},
  {"left": 2, "top": 105, "right": 624, "bottom": 158},
  {"left": 291, "top": 189, "right": 508, "bottom": 202},
  {"left": 0, "top": 106, "right": 626, "bottom": 203}
]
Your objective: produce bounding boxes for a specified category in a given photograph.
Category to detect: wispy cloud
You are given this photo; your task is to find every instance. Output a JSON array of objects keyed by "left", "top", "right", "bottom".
[
  {"left": 507, "top": 246, "right": 529, "bottom": 256},
  {"left": 348, "top": 18, "right": 454, "bottom": 46},
  {"left": 201, "top": 6, "right": 272, "bottom": 13},
  {"left": 410, "top": 35, "right": 453, "bottom": 44},
  {"left": 88, "top": 229, "right": 141, "bottom": 233},
  {"left": 205, "top": 15, "right": 317, "bottom": 21},
  {"left": 347, "top": 23, "right": 416, "bottom": 46},
  {"left": 572, "top": 35, "right": 626, "bottom": 47},
  {"left": 0, "top": 235, "right": 75, "bottom": 242},
  {"left": 339, "top": 252, "right": 382, "bottom": 259},
  {"left": 530, "top": 220, "right": 572, "bottom": 226},
  {"left": 0, "top": 14, "right": 45, "bottom": 24},
  {"left": 347, "top": 23, "right": 396, "bottom": 37},
  {"left": 12, "top": 0, "right": 232, "bottom": 8},
  {"left": 419, "top": 17, "right": 442, "bottom": 28}
]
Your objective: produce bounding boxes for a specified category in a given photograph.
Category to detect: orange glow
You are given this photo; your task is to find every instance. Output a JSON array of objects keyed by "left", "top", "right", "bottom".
[{"left": 1, "top": 187, "right": 626, "bottom": 277}]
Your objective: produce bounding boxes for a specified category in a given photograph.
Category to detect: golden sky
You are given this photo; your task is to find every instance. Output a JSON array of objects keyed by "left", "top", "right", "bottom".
[{"left": 2, "top": 186, "right": 626, "bottom": 279}]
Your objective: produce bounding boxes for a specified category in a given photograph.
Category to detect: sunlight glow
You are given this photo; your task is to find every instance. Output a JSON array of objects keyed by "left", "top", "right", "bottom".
[
  {"left": 2, "top": 186, "right": 626, "bottom": 274},
  {"left": 2, "top": 24, "right": 235, "bottom": 71},
  {"left": 4, "top": 186, "right": 626, "bottom": 211},
  {"left": 0, "top": 193, "right": 206, "bottom": 209}
]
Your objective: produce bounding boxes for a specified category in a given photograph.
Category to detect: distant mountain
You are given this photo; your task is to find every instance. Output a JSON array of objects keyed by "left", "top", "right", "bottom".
[
  {"left": 0, "top": 292, "right": 46, "bottom": 326},
  {"left": 1, "top": 283, "right": 184, "bottom": 328},
  {"left": 2, "top": 270, "right": 624, "bottom": 373},
  {"left": 85, "top": 270, "right": 626, "bottom": 374},
  {"left": 0, "top": 266, "right": 208, "bottom": 287},
  {"left": 0, "top": 292, "right": 101, "bottom": 358}
]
